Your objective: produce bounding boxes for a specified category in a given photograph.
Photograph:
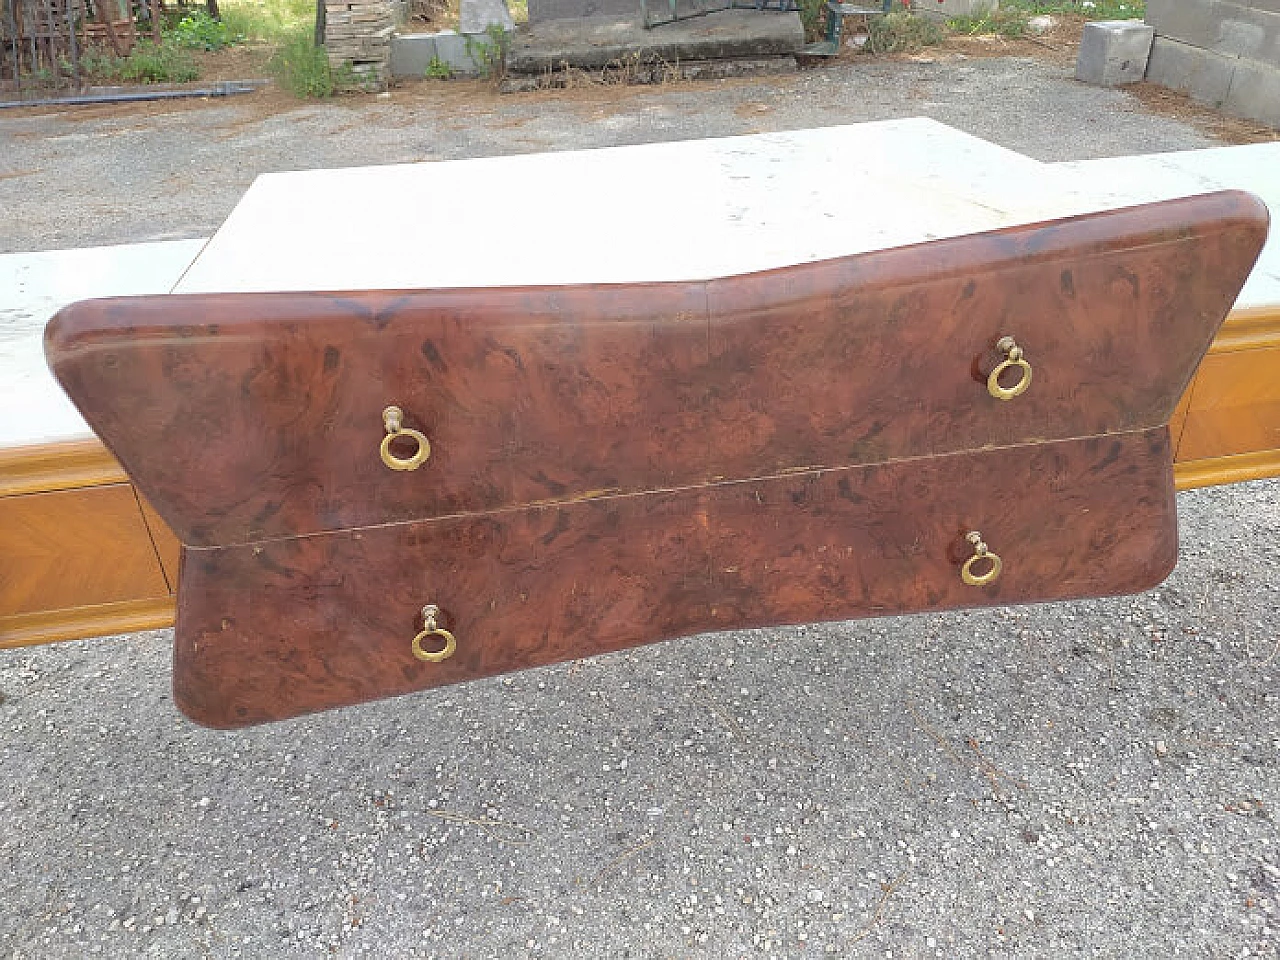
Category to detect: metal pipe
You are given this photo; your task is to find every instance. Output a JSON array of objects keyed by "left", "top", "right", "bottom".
[{"left": 0, "top": 79, "right": 263, "bottom": 107}]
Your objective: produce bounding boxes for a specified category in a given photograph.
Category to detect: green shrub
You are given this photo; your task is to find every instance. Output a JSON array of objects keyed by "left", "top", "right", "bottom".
[{"left": 172, "top": 10, "right": 236, "bottom": 50}]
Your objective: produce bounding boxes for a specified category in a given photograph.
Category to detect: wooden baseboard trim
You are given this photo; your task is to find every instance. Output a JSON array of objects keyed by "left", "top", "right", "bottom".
[
  {"left": 0, "top": 438, "right": 126, "bottom": 497},
  {"left": 0, "top": 596, "right": 175, "bottom": 650},
  {"left": 1210, "top": 305, "right": 1280, "bottom": 354},
  {"left": 1174, "top": 448, "right": 1280, "bottom": 491}
]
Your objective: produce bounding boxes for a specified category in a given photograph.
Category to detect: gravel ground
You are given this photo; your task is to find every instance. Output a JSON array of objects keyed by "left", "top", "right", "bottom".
[
  {"left": 0, "top": 54, "right": 1231, "bottom": 255},
  {"left": 2, "top": 49, "right": 1279, "bottom": 960}
]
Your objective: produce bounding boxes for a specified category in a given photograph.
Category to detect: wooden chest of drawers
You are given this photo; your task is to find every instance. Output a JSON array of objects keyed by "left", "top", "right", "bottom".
[{"left": 46, "top": 191, "right": 1268, "bottom": 727}]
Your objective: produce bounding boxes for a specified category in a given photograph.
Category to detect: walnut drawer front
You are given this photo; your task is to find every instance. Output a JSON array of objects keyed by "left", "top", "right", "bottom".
[
  {"left": 47, "top": 193, "right": 1263, "bottom": 547},
  {"left": 172, "top": 428, "right": 1176, "bottom": 727}
]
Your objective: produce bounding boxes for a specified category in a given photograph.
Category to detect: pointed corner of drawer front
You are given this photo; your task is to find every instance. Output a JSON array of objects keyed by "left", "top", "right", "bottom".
[{"left": 46, "top": 193, "right": 1261, "bottom": 548}]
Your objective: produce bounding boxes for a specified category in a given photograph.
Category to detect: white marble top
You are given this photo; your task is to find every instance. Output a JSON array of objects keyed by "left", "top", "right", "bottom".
[
  {"left": 4, "top": 121, "right": 1277, "bottom": 452},
  {"left": 175, "top": 119, "right": 1117, "bottom": 294},
  {"left": 0, "top": 240, "right": 207, "bottom": 448},
  {"left": 1054, "top": 144, "right": 1280, "bottom": 311}
]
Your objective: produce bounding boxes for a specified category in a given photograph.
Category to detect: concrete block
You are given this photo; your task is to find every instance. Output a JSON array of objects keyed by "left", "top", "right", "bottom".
[
  {"left": 1218, "top": 3, "right": 1280, "bottom": 61},
  {"left": 389, "top": 32, "right": 438, "bottom": 77},
  {"left": 1145, "top": 0, "right": 1221, "bottom": 46},
  {"left": 1144, "top": 35, "right": 1236, "bottom": 106},
  {"left": 1223, "top": 55, "right": 1280, "bottom": 125},
  {"left": 1146, "top": 0, "right": 1280, "bottom": 63},
  {"left": 460, "top": 0, "right": 514, "bottom": 34},
  {"left": 433, "top": 30, "right": 490, "bottom": 76},
  {"left": 1076, "top": 19, "right": 1153, "bottom": 86}
]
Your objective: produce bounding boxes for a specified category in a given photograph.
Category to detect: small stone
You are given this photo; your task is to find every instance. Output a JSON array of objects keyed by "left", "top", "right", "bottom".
[
  {"left": 1027, "top": 15, "right": 1055, "bottom": 34},
  {"left": 1155, "top": 740, "right": 1169, "bottom": 758},
  {"left": 807, "top": 889, "right": 825, "bottom": 903}
]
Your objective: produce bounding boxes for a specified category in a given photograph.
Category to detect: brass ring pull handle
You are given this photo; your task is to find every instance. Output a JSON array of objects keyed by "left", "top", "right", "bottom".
[
  {"left": 961, "top": 531, "right": 1003, "bottom": 587},
  {"left": 987, "top": 336, "right": 1033, "bottom": 401},
  {"left": 380, "top": 405, "right": 431, "bottom": 471},
  {"left": 411, "top": 604, "right": 456, "bottom": 663}
]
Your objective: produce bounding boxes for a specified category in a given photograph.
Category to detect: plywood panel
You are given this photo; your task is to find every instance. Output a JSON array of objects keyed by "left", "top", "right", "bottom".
[{"left": 0, "top": 485, "right": 170, "bottom": 617}]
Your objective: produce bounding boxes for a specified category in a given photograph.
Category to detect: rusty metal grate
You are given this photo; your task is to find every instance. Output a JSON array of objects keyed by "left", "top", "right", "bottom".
[{"left": 0, "top": 0, "right": 159, "bottom": 93}]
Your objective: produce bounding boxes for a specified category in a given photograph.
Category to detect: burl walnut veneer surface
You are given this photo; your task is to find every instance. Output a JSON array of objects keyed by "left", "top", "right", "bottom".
[
  {"left": 42, "top": 191, "right": 1268, "bottom": 726},
  {"left": 175, "top": 430, "right": 1177, "bottom": 727},
  {"left": 47, "top": 192, "right": 1267, "bottom": 547}
]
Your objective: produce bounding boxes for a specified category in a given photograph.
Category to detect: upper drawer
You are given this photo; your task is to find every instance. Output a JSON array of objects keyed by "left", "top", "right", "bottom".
[{"left": 46, "top": 191, "right": 1266, "bottom": 546}]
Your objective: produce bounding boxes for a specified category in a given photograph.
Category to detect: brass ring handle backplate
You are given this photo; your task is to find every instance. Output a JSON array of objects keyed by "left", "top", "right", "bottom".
[
  {"left": 380, "top": 405, "right": 431, "bottom": 471},
  {"left": 961, "top": 531, "right": 1003, "bottom": 587},
  {"left": 987, "top": 336, "right": 1032, "bottom": 401},
  {"left": 411, "top": 604, "right": 456, "bottom": 663}
]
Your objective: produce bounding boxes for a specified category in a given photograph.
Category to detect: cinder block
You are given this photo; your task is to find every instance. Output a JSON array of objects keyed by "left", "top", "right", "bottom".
[
  {"left": 1223, "top": 55, "right": 1280, "bottom": 125},
  {"left": 389, "top": 32, "right": 438, "bottom": 77},
  {"left": 1144, "top": 35, "right": 1236, "bottom": 105},
  {"left": 1076, "top": 19, "right": 1154, "bottom": 86}
]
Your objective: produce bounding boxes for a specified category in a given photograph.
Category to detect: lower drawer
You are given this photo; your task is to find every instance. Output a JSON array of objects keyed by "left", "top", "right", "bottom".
[{"left": 174, "top": 428, "right": 1177, "bottom": 727}]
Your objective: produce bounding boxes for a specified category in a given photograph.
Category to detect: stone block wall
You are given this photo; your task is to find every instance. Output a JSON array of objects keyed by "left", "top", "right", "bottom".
[
  {"left": 325, "top": 0, "right": 395, "bottom": 89},
  {"left": 1145, "top": 0, "right": 1280, "bottom": 127}
]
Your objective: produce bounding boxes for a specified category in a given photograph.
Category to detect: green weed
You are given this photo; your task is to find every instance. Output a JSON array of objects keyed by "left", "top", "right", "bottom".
[
  {"left": 425, "top": 55, "right": 453, "bottom": 79},
  {"left": 270, "top": 28, "right": 342, "bottom": 96}
]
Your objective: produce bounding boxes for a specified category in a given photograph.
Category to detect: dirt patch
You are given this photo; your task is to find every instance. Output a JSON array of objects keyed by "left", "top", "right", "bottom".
[
  {"left": 189, "top": 43, "right": 277, "bottom": 82},
  {"left": 1125, "top": 82, "right": 1279, "bottom": 146}
]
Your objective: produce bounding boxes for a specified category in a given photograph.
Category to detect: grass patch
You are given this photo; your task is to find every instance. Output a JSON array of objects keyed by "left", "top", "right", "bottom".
[
  {"left": 866, "top": 10, "right": 946, "bottom": 54},
  {"left": 220, "top": 0, "right": 317, "bottom": 43},
  {"left": 81, "top": 39, "right": 201, "bottom": 83},
  {"left": 948, "top": 7, "right": 1030, "bottom": 37},
  {"left": 1003, "top": 0, "right": 1145, "bottom": 18}
]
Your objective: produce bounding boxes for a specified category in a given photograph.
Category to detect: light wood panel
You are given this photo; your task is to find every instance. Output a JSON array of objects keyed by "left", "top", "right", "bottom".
[
  {"left": 0, "top": 484, "right": 170, "bottom": 618},
  {"left": 0, "top": 438, "right": 127, "bottom": 497},
  {"left": 0, "top": 597, "right": 176, "bottom": 650}
]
